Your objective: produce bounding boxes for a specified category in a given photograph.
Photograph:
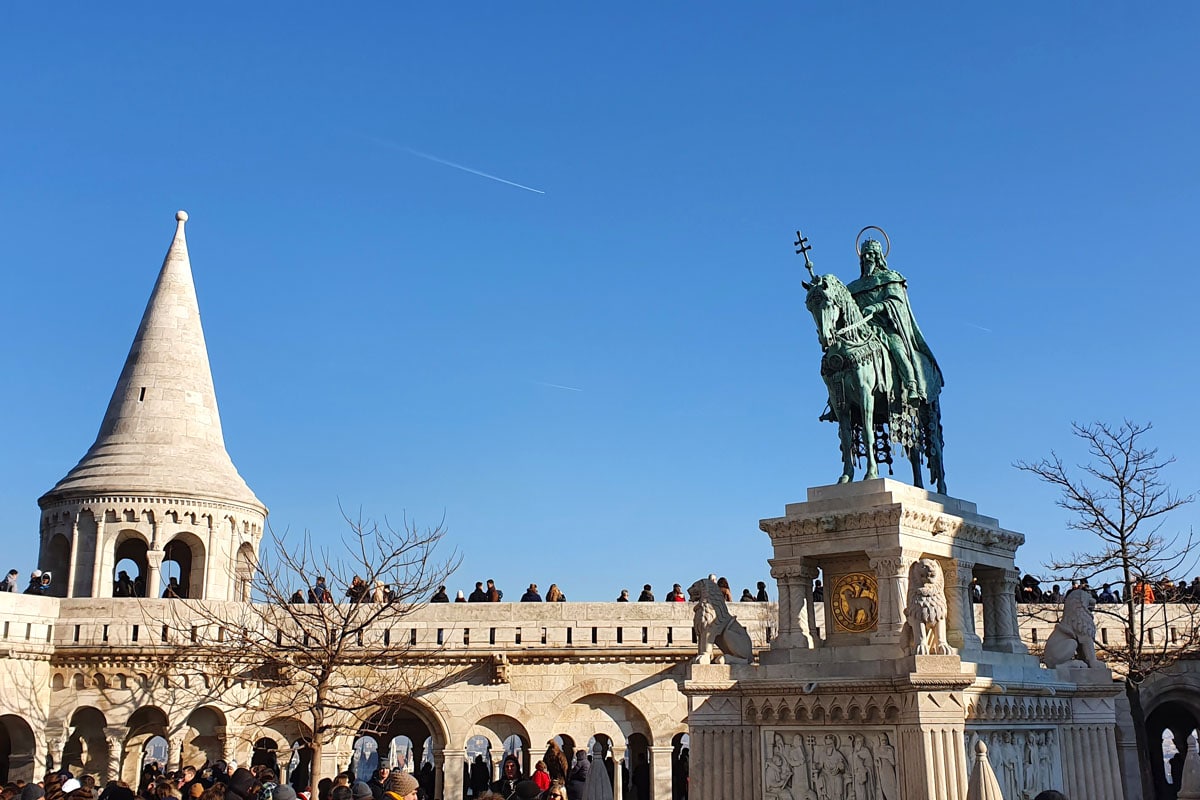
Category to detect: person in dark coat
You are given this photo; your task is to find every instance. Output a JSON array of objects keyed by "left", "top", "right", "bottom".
[
  {"left": 429, "top": 586, "right": 449, "bottom": 603},
  {"left": 565, "top": 751, "right": 589, "bottom": 800},
  {"left": 468, "top": 756, "right": 490, "bottom": 797},
  {"left": 366, "top": 768, "right": 388, "bottom": 800},
  {"left": 521, "top": 584, "right": 543, "bottom": 602},
  {"left": 755, "top": 581, "right": 769, "bottom": 602},
  {"left": 468, "top": 582, "right": 488, "bottom": 602},
  {"left": 490, "top": 755, "right": 523, "bottom": 797},
  {"left": 637, "top": 584, "right": 654, "bottom": 602}
]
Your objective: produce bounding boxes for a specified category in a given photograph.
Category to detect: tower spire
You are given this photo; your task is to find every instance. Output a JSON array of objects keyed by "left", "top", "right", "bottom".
[{"left": 41, "top": 211, "right": 264, "bottom": 512}]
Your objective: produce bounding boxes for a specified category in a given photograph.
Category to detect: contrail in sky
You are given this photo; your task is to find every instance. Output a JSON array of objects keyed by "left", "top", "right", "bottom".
[
  {"left": 964, "top": 322, "right": 993, "bottom": 333},
  {"left": 363, "top": 135, "right": 545, "bottom": 194},
  {"left": 535, "top": 381, "right": 583, "bottom": 392}
]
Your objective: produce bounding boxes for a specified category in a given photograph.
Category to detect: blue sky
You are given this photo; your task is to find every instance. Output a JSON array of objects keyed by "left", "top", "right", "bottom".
[{"left": 2, "top": 4, "right": 1197, "bottom": 599}]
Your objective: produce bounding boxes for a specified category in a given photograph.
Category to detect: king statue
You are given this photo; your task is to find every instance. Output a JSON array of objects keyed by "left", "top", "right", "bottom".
[
  {"left": 847, "top": 237, "right": 943, "bottom": 407},
  {"left": 797, "top": 227, "right": 947, "bottom": 493}
]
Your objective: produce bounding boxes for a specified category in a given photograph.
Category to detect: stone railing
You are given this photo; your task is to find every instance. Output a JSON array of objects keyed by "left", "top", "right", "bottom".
[
  {"left": 3, "top": 595, "right": 777, "bottom": 656},
  {"left": 1, "top": 593, "right": 1195, "bottom": 661}
]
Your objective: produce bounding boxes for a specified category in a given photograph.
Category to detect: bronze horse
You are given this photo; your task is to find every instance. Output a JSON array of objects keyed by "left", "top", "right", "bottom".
[{"left": 803, "top": 273, "right": 946, "bottom": 493}]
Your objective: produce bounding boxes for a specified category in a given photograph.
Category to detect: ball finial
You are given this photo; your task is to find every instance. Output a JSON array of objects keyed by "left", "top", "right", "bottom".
[{"left": 176, "top": 210, "right": 189, "bottom": 223}]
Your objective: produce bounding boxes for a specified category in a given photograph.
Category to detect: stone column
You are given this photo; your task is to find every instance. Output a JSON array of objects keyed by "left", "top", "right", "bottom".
[
  {"left": 980, "top": 568, "right": 1026, "bottom": 653},
  {"left": 769, "top": 560, "right": 817, "bottom": 649},
  {"left": 869, "top": 549, "right": 916, "bottom": 646},
  {"left": 169, "top": 733, "right": 186, "bottom": 772},
  {"left": 439, "top": 749, "right": 466, "bottom": 800},
  {"left": 649, "top": 745, "right": 674, "bottom": 800},
  {"left": 944, "top": 559, "right": 982, "bottom": 652},
  {"left": 93, "top": 523, "right": 110, "bottom": 598},
  {"left": 66, "top": 517, "right": 79, "bottom": 598},
  {"left": 147, "top": 549, "right": 165, "bottom": 599},
  {"left": 611, "top": 746, "right": 625, "bottom": 800},
  {"left": 104, "top": 728, "right": 128, "bottom": 783}
]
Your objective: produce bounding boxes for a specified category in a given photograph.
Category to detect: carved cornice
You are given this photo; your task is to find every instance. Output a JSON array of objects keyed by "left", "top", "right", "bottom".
[
  {"left": 965, "top": 693, "right": 1073, "bottom": 723},
  {"left": 39, "top": 493, "right": 265, "bottom": 519},
  {"left": 760, "top": 506, "right": 1024, "bottom": 551}
]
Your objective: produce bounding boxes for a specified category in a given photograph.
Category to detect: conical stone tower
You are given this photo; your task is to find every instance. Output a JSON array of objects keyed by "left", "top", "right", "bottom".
[{"left": 37, "top": 211, "right": 267, "bottom": 600}]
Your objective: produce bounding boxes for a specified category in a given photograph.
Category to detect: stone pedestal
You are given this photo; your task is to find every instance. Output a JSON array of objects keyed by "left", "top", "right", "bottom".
[{"left": 683, "top": 480, "right": 1125, "bottom": 800}]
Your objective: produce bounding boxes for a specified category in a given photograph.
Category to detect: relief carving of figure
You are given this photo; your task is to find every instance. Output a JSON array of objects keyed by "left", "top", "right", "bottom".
[
  {"left": 765, "top": 738, "right": 795, "bottom": 800},
  {"left": 849, "top": 734, "right": 875, "bottom": 800},
  {"left": 786, "top": 734, "right": 812, "bottom": 798},
  {"left": 1037, "top": 732, "right": 1055, "bottom": 790},
  {"left": 1041, "top": 588, "right": 1102, "bottom": 669},
  {"left": 993, "top": 732, "right": 1021, "bottom": 800},
  {"left": 873, "top": 734, "right": 899, "bottom": 800},
  {"left": 688, "top": 576, "right": 754, "bottom": 664},
  {"left": 902, "top": 558, "right": 954, "bottom": 655},
  {"left": 1022, "top": 733, "right": 1039, "bottom": 799},
  {"left": 816, "top": 735, "right": 848, "bottom": 800}
]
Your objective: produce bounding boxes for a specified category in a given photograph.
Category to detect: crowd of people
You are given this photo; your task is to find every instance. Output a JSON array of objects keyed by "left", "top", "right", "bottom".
[
  {"left": 425, "top": 578, "right": 770, "bottom": 605},
  {"left": 1, "top": 568, "right": 54, "bottom": 595},
  {"left": 0, "top": 741, "right": 676, "bottom": 800},
  {"left": 1013, "top": 570, "right": 1200, "bottom": 606},
  {"left": 0, "top": 758, "right": 423, "bottom": 800},
  {"left": 13, "top": 557, "right": 1200, "bottom": 611},
  {"left": 458, "top": 740, "right": 676, "bottom": 800}
]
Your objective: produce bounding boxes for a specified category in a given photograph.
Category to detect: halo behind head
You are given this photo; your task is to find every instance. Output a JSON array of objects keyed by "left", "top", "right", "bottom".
[{"left": 855, "top": 225, "right": 891, "bottom": 258}]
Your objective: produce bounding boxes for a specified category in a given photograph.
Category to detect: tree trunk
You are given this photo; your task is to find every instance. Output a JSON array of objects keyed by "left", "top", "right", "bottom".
[
  {"left": 1127, "top": 679, "right": 1156, "bottom": 800},
  {"left": 308, "top": 738, "right": 324, "bottom": 795}
]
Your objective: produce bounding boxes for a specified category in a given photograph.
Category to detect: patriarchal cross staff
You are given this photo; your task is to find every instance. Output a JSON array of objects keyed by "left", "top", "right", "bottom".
[{"left": 795, "top": 226, "right": 947, "bottom": 494}]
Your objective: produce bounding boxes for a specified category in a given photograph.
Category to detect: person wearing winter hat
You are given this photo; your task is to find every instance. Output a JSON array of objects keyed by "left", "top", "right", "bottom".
[
  {"left": 271, "top": 787, "right": 297, "bottom": 800},
  {"left": 225, "top": 769, "right": 259, "bottom": 800},
  {"left": 381, "top": 772, "right": 417, "bottom": 800},
  {"left": 60, "top": 781, "right": 81, "bottom": 796},
  {"left": 512, "top": 781, "right": 542, "bottom": 799},
  {"left": 349, "top": 783, "right": 372, "bottom": 800}
]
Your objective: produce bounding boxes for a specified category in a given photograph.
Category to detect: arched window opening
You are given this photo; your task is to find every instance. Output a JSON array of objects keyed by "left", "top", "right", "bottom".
[{"left": 113, "top": 535, "right": 149, "bottom": 598}]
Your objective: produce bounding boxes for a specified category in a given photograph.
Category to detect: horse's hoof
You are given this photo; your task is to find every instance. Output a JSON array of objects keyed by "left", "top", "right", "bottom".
[
  {"left": 864, "top": 470, "right": 879, "bottom": 480},
  {"left": 838, "top": 475, "right": 851, "bottom": 484}
]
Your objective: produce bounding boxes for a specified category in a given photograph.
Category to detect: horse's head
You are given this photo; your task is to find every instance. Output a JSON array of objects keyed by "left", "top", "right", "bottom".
[{"left": 803, "top": 274, "right": 847, "bottom": 349}]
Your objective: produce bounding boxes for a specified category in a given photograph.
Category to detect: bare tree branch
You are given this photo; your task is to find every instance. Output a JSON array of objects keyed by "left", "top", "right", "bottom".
[{"left": 1015, "top": 420, "right": 1196, "bottom": 798}]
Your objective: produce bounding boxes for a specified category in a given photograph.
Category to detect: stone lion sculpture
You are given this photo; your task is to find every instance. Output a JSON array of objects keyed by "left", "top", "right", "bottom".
[
  {"left": 903, "top": 558, "right": 955, "bottom": 655},
  {"left": 1042, "top": 588, "right": 1102, "bottom": 669},
  {"left": 688, "top": 576, "right": 754, "bottom": 664}
]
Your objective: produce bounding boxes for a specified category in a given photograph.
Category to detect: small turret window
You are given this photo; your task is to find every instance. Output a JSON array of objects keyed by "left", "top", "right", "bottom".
[{"left": 138, "top": 387, "right": 146, "bottom": 401}]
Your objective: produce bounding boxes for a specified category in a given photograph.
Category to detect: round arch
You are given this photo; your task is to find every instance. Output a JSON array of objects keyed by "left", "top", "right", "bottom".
[
  {"left": 113, "top": 531, "right": 150, "bottom": 597},
  {"left": 64, "top": 706, "right": 110, "bottom": 776},
  {"left": 234, "top": 542, "right": 256, "bottom": 602},
  {"left": 163, "top": 531, "right": 207, "bottom": 599},
  {"left": 123, "top": 706, "right": 169, "bottom": 782},
  {"left": 41, "top": 533, "right": 72, "bottom": 597},
  {"left": 550, "top": 691, "right": 654, "bottom": 746},
  {"left": 185, "top": 706, "right": 226, "bottom": 766},
  {"left": 0, "top": 714, "right": 36, "bottom": 783}
]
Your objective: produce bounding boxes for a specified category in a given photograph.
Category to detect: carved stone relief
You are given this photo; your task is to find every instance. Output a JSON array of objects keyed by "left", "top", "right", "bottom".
[
  {"left": 763, "top": 728, "right": 900, "bottom": 800},
  {"left": 965, "top": 729, "right": 1058, "bottom": 800}
]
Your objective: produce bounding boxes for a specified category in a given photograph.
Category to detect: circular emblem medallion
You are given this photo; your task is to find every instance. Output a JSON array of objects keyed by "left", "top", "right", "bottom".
[{"left": 830, "top": 572, "right": 879, "bottom": 633}]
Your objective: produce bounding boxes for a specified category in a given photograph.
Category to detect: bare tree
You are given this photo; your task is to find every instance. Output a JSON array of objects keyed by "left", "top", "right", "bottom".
[
  {"left": 163, "top": 508, "right": 460, "bottom": 789},
  {"left": 1016, "top": 420, "right": 1196, "bottom": 798}
]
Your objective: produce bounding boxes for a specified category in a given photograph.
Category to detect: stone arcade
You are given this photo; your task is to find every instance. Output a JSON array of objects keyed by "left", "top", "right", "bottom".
[{"left": 0, "top": 213, "right": 1161, "bottom": 799}]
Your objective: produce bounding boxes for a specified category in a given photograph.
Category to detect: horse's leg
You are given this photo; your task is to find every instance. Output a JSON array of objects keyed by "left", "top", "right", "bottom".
[
  {"left": 909, "top": 446, "right": 924, "bottom": 489},
  {"left": 861, "top": 389, "right": 879, "bottom": 480},
  {"left": 837, "top": 413, "right": 855, "bottom": 484},
  {"left": 928, "top": 400, "right": 947, "bottom": 494}
]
